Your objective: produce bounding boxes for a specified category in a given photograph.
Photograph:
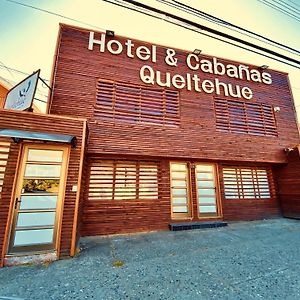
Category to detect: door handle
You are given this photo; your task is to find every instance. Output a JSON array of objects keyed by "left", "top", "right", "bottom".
[{"left": 15, "top": 197, "right": 21, "bottom": 209}]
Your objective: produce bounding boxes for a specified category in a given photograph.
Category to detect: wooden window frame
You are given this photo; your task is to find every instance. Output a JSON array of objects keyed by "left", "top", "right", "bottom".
[
  {"left": 7, "top": 144, "right": 70, "bottom": 255},
  {"left": 194, "top": 163, "right": 222, "bottom": 219},
  {"left": 170, "top": 161, "right": 193, "bottom": 220}
]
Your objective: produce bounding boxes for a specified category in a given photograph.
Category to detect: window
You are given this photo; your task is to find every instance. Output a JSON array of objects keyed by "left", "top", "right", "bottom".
[
  {"left": 95, "top": 80, "right": 180, "bottom": 126},
  {"left": 222, "top": 167, "right": 273, "bottom": 200},
  {"left": 0, "top": 141, "right": 10, "bottom": 195},
  {"left": 214, "top": 99, "right": 277, "bottom": 136},
  {"left": 88, "top": 160, "right": 159, "bottom": 201}
]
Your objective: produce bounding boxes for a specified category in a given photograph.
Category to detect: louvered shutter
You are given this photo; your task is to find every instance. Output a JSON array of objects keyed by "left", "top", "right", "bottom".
[
  {"left": 223, "top": 166, "right": 273, "bottom": 200},
  {"left": 215, "top": 99, "right": 277, "bottom": 136},
  {"left": 95, "top": 80, "right": 179, "bottom": 126},
  {"left": 0, "top": 142, "right": 10, "bottom": 196},
  {"left": 88, "top": 160, "right": 159, "bottom": 201}
]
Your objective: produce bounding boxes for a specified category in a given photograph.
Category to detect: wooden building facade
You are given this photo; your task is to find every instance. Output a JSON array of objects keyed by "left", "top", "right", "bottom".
[{"left": 0, "top": 23, "right": 299, "bottom": 265}]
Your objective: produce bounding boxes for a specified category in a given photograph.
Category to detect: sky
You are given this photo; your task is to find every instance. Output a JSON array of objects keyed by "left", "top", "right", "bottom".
[{"left": 0, "top": 0, "right": 300, "bottom": 115}]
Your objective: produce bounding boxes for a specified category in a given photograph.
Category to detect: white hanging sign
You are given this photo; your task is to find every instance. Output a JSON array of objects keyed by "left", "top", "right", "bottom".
[{"left": 4, "top": 70, "right": 40, "bottom": 111}]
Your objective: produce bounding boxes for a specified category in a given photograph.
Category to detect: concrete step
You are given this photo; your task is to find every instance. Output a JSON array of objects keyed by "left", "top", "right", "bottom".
[{"left": 169, "top": 221, "right": 228, "bottom": 231}]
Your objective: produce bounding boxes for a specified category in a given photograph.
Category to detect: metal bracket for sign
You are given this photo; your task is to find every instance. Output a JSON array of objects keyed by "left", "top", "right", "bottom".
[
  {"left": 38, "top": 76, "right": 52, "bottom": 91},
  {"left": 38, "top": 75, "right": 52, "bottom": 103}
]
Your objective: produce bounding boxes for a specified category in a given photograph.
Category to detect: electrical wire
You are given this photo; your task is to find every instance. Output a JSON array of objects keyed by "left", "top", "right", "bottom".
[
  {"left": 0, "top": 65, "right": 50, "bottom": 82},
  {"left": 173, "top": 0, "right": 300, "bottom": 55},
  {"left": 4, "top": 0, "right": 300, "bottom": 72},
  {"left": 269, "top": 0, "right": 300, "bottom": 16},
  {"left": 103, "top": 0, "right": 300, "bottom": 70},
  {"left": 0, "top": 60, "right": 15, "bottom": 79},
  {"left": 177, "top": 21, "right": 300, "bottom": 70},
  {"left": 0, "top": 65, "right": 50, "bottom": 98},
  {"left": 122, "top": 0, "right": 300, "bottom": 66},
  {"left": 34, "top": 98, "right": 47, "bottom": 103},
  {"left": 0, "top": 65, "right": 29, "bottom": 76},
  {"left": 286, "top": 0, "right": 300, "bottom": 9},
  {"left": 157, "top": 0, "right": 300, "bottom": 56},
  {"left": 5, "top": 0, "right": 300, "bottom": 66},
  {"left": 3, "top": 0, "right": 107, "bottom": 31},
  {"left": 257, "top": 0, "right": 300, "bottom": 22}
]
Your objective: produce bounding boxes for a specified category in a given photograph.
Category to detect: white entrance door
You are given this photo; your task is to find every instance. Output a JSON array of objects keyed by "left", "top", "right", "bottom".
[
  {"left": 9, "top": 145, "right": 68, "bottom": 254},
  {"left": 195, "top": 164, "right": 220, "bottom": 217},
  {"left": 170, "top": 162, "right": 191, "bottom": 219}
]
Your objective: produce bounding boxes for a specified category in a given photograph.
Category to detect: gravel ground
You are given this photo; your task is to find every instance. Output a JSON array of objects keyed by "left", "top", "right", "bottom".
[{"left": 1, "top": 218, "right": 300, "bottom": 300}]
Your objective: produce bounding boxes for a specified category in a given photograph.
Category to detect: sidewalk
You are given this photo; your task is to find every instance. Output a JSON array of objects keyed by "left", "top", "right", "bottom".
[{"left": 0, "top": 218, "right": 300, "bottom": 299}]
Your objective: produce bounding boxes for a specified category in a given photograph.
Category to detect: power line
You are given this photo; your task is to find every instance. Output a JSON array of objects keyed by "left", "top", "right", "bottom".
[
  {"left": 103, "top": 0, "right": 300, "bottom": 70},
  {"left": 0, "top": 60, "right": 15, "bottom": 79},
  {"left": 124, "top": 0, "right": 300, "bottom": 66},
  {"left": 0, "top": 69, "right": 50, "bottom": 100},
  {"left": 157, "top": 0, "right": 300, "bottom": 56},
  {"left": 286, "top": 0, "right": 300, "bottom": 9},
  {"left": 34, "top": 98, "right": 48, "bottom": 103},
  {"left": 172, "top": 0, "right": 300, "bottom": 55},
  {"left": 270, "top": 0, "right": 300, "bottom": 16},
  {"left": 257, "top": 0, "right": 300, "bottom": 22},
  {"left": 262, "top": 0, "right": 300, "bottom": 20},
  {"left": 4, "top": 0, "right": 107, "bottom": 31},
  {"left": 0, "top": 65, "right": 29, "bottom": 76},
  {"left": 0, "top": 65, "right": 50, "bottom": 82},
  {"left": 0, "top": 65, "right": 50, "bottom": 97},
  {"left": 4, "top": 0, "right": 300, "bottom": 71},
  {"left": 5, "top": 0, "right": 300, "bottom": 67}
]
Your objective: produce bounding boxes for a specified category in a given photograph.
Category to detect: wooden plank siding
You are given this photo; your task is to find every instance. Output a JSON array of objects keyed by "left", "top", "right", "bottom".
[
  {"left": 275, "top": 147, "right": 300, "bottom": 219},
  {"left": 50, "top": 25, "right": 299, "bottom": 164},
  {"left": 0, "top": 85, "right": 8, "bottom": 108},
  {"left": 0, "top": 140, "right": 19, "bottom": 267},
  {"left": 48, "top": 24, "right": 299, "bottom": 236},
  {"left": 82, "top": 158, "right": 280, "bottom": 236},
  {"left": 0, "top": 109, "right": 86, "bottom": 264}
]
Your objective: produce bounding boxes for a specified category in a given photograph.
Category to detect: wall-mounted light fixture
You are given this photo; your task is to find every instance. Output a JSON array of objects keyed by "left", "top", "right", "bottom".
[
  {"left": 284, "top": 147, "right": 295, "bottom": 154},
  {"left": 259, "top": 65, "right": 269, "bottom": 69},
  {"left": 106, "top": 30, "right": 115, "bottom": 37},
  {"left": 273, "top": 106, "right": 281, "bottom": 113},
  {"left": 193, "top": 49, "right": 202, "bottom": 55}
]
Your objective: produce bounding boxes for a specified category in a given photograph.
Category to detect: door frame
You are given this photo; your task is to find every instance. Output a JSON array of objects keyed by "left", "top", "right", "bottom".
[
  {"left": 7, "top": 143, "right": 70, "bottom": 255},
  {"left": 195, "top": 162, "right": 223, "bottom": 219},
  {"left": 169, "top": 161, "right": 193, "bottom": 220}
]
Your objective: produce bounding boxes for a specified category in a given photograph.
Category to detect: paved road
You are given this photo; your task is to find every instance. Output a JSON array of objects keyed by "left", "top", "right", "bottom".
[{"left": 1, "top": 218, "right": 300, "bottom": 299}]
